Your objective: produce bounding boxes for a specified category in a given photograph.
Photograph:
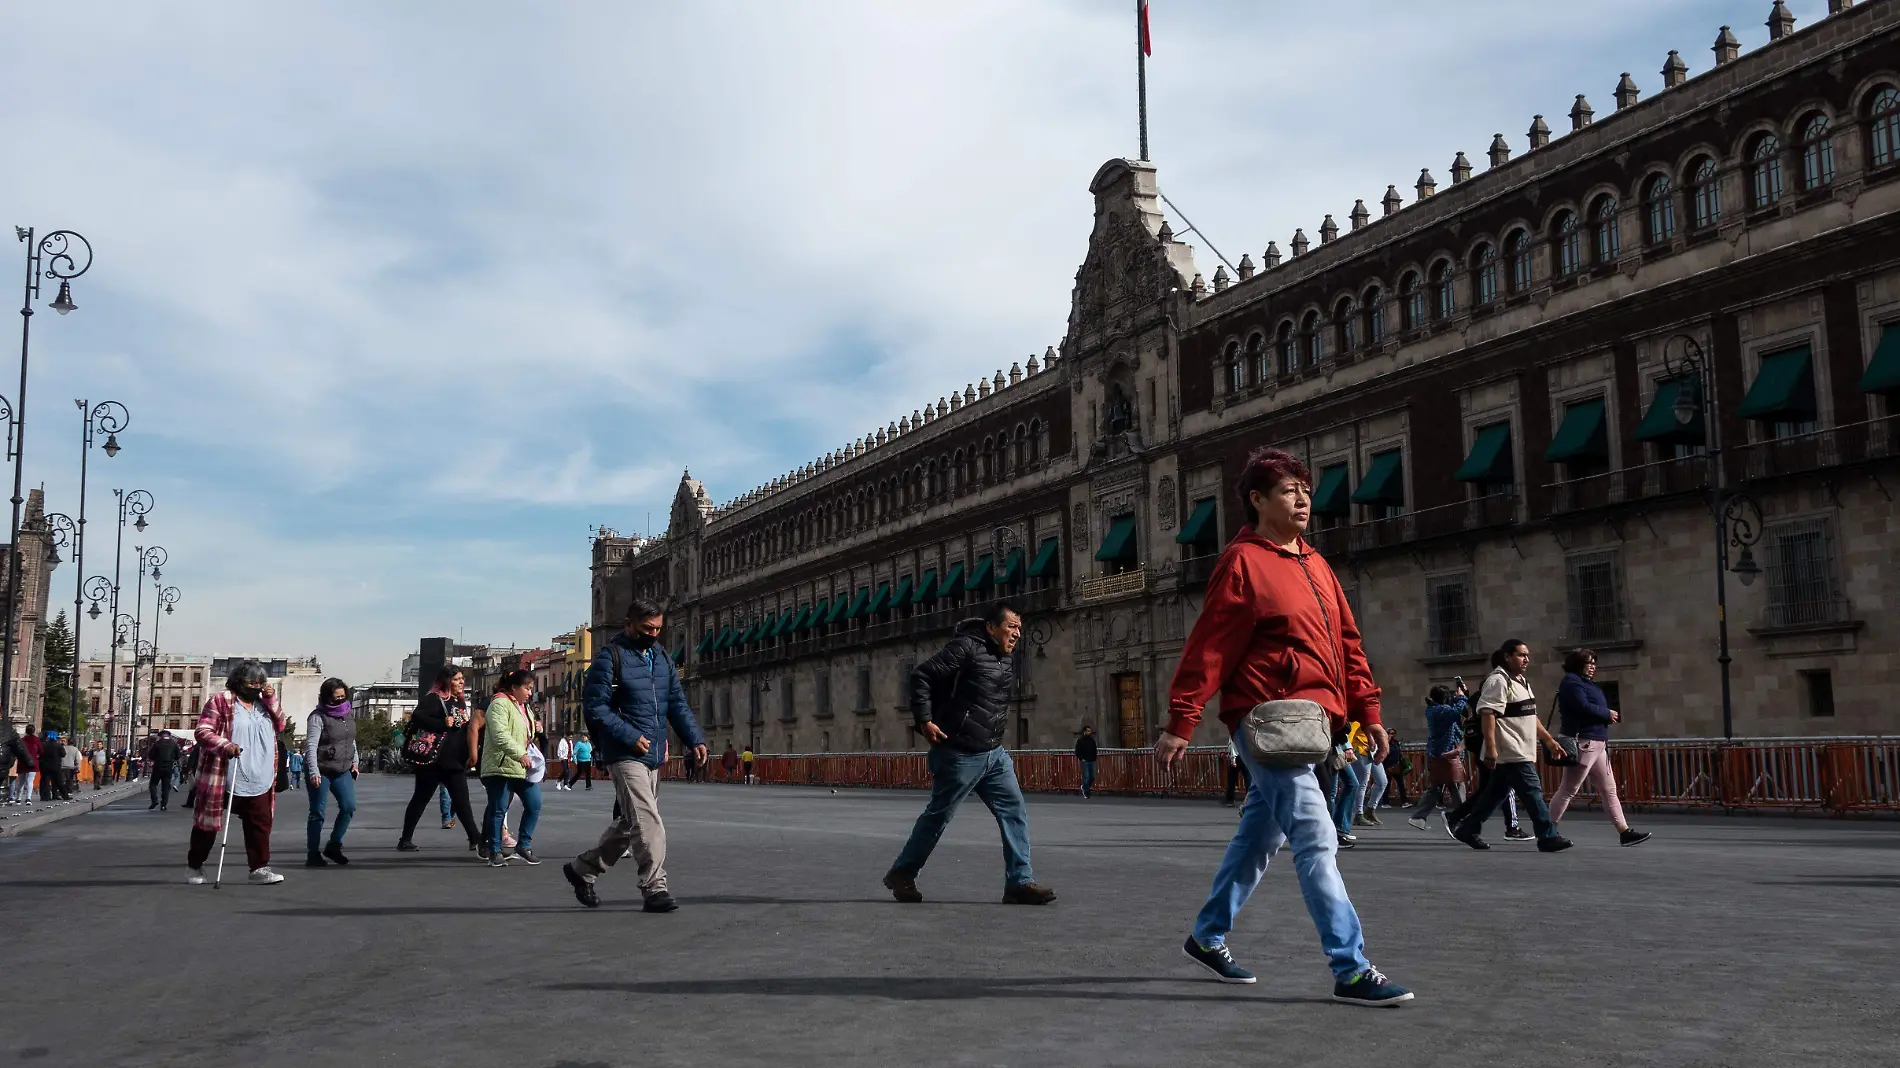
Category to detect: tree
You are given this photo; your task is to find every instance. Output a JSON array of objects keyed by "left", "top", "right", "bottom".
[
  {"left": 40, "top": 610, "right": 79, "bottom": 735},
  {"left": 356, "top": 715, "right": 395, "bottom": 753}
]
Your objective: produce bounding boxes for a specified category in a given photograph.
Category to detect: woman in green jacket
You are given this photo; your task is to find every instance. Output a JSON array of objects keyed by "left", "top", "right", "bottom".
[{"left": 479, "top": 670, "right": 541, "bottom": 866}]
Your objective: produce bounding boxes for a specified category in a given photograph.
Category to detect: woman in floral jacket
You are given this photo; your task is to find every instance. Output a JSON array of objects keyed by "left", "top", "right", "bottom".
[{"left": 189, "top": 662, "right": 287, "bottom": 885}]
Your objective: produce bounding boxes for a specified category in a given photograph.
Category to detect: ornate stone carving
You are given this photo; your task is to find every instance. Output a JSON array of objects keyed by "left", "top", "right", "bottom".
[
  {"left": 1158, "top": 598, "right": 1183, "bottom": 639},
  {"left": 1156, "top": 476, "right": 1177, "bottom": 530},
  {"left": 1072, "top": 503, "right": 1089, "bottom": 550}
]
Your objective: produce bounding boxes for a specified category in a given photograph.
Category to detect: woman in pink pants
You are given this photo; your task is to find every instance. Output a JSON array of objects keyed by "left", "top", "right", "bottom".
[{"left": 1550, "top": 649, "right": 1650, "bottom": 847}]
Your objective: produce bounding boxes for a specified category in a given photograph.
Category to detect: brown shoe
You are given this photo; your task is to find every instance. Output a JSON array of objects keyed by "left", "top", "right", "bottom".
[
  {"left": 882, "top": 870, "right": 923, "bottom": 903},
  {"left": 1002, "top": 882, "right": 1057, "bottom": 905}
]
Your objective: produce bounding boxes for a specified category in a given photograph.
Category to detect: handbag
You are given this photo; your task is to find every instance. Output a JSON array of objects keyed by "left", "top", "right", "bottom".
[
  {"left": 400, "top": 724, "right": 444, "bottom": 766},
  {"left": 1238, "top": 699, "right": 1333, "bottom": 769},
  {"left": 1543, "top": 703, "right": 1580, "bottom": 768}
]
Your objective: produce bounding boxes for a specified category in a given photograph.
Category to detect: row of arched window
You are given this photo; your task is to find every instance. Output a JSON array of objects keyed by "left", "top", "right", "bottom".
[
  {"left": 700, "top": 420, "right": 1051, "bottom": 582},
  {"left": 1220, "top": 84, "right": 1900, "bottom": 394}
]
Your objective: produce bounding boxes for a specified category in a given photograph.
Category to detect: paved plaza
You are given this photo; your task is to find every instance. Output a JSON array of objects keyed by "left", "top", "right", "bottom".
[{"left": 2, "top": 774, "right": 1895, "bottom": 1067}]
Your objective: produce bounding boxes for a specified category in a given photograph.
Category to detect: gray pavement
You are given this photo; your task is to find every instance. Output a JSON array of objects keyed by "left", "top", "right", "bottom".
[{"left": 1, "top": 773, "right": 1894, "bottom": 1068}]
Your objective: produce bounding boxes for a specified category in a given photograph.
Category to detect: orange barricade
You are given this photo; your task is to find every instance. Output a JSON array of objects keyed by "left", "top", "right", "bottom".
[{"left": 657, "top": 739, "right": 1900, "bottom": 815}]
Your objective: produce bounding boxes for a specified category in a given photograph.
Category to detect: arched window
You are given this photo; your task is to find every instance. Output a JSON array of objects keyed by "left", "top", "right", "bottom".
[
  {"left": 1275, "top": 321, "right": 1295, "bottom": 377},
  {"left": 1687, "top": 156, "right": 1721, "bottom": 230},
  {"left": 1470, "top": 243, "right": 1498, "bottom": 306},
  {"left": 1552, "top": 211, "right": 1582, "bottom": 278},
  {"left": 1399, "top": 272, "right": 1423, "bottom": 330},
  {"left": 1505, "top": 230, "right": 1532, "bottom": 294},
  {"left": 1429, "top": 260, "right": 1454, "bottom": 321},
  {"left": 1334, "top": 297, "right": 1359, "bottom": 353},
  {"left": 1592, "top": 196, "right": 1621, "bottom": 263},
  {"left": 1300, "top": 311, "right": 1321, "bottom": 367},
  {"left": 1245, "top": 331, "right": 1267, "bottom": 386},
  {"left": 1869, "top": 86, "right": 1900, "bottom": 168},
  {"left": 1224, "top": 340, "right": 1244, "bottom": 394},
  {"left": 1027, "top": 420, "right": 1042, "bottom": 463},
  {"left": 1362, "top": 286, "right": 1384, "bottom": 345},
  {"left": 1797, "top": 113, "right": 1834, "bottom": 190},
  {"left": 1748, "top": 133, "right": 1784, "bottom": 208},
  {"left": 1643, "top": 173, "right": 1677, "bottom": 244}
]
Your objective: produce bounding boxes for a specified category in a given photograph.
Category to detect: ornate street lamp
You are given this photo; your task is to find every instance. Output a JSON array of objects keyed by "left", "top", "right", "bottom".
[{"left": 102, "top": 490, "right": 153, "bottom": 751}]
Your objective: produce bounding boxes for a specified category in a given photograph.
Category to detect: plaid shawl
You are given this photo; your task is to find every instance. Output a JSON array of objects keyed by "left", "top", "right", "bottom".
[{"left": 191, "top": 690, "right": 286, "bottom": 834}]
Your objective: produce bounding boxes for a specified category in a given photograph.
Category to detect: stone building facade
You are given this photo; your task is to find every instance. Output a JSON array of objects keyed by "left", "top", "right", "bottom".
[
  {"left": 80, "top": 654, "right": 213, "bottom": 737},
  {"left": 3, "top": 489, "right": 60, "bottom": 731},
  {"left": 593, "top": 1, "right": 1900, "bottom": 751}
]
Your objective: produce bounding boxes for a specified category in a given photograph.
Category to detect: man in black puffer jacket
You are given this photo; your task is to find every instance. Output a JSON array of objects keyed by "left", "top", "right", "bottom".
[{"left": 883, "top": 601, "right": 1056, "bottom": 906}]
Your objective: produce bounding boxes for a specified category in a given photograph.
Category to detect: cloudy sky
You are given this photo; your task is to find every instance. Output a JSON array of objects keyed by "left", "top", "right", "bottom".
[{"left": 0, "top": 0, "right": 1825, "bottom": 684}]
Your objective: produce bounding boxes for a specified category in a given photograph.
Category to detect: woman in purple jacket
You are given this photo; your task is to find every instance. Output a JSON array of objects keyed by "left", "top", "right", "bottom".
[{"left": 1548, "top": 649, "right": 1650, "bottom": 846}]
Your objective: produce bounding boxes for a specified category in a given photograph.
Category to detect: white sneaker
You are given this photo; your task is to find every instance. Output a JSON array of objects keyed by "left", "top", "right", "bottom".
[
  {"left": 247, "top": 867, "right": 285, "bottom": 885},
  {"left": 187, "top": 867, "right": 206, "bottom": 885}
]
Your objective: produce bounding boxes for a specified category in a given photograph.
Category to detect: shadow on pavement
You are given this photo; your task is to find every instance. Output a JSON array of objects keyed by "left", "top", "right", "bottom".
[
  {"left": 1755, "top": 875, "right": 1900, "bottom": 888},
  {"left": 543, "top": 975, "right": 1315, "bottom": 1004}
]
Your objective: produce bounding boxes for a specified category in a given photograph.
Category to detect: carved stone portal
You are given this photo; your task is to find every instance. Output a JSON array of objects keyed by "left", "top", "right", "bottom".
[{"left": 1156, "top": 476, "right": 1176, "bottom": 530}]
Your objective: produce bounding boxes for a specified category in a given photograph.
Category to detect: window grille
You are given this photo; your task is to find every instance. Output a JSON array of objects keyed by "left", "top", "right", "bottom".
[
  {"left": 1763, "top": 519, "right": 1843, "bottom": 628},
  {"left": 1565, "top": 550, "right": 1627, "bottom": 643},
  {"left": 1427, "top": 575, "right": 1476, "bottom": 657}
]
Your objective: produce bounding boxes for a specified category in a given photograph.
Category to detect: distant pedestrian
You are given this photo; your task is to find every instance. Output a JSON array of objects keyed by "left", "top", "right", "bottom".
[
  {"left": 740, "top": 746, "right": 755, "bottom": 785},
  {"left": 304, "top": 678, "right": 359, "bottom": 868},
  {"left": 882, "top": 602, "right": 1055, "bottom": 907},
  {"left": 561, "top": 598, "right": 708, "bottom": 912},
  {"left": 288, "top": 750, "right": 304, "bottom": 782},
  {"left": 1450, "top": 640, "right": 1572, "bottom": 853},
  {"left": 0, "top": 718, "right": 22, "bottom": 803},
  {"left": 1443, "top": 675, "right": 1525, "bottom": 841},
  {"left": 721, "top": 742, "right": 739, "bottom": 782},
  {"left": 1074, "top": 724, "right": 1098, "bottom": 799},
  {"left": 38, "top": 731, "right": 66, "bottom": 801},
  {"left": 60, "top": 737, "right": 80, "bottom": 797},
  {"left": 567, "top": 736, "right": 594, "bottom": 789},
  {"left": 479, "top": 670, "right": 542, "bottom": 867},
  {"left": 90, "top": 745, "right": 106, "bottom": 791},
  {"left": 1548, "top": 649, "right": 1650, "bottom": 847},
  {"left": 1406, "top": 686, "right": 1468, "bottom": 831},
  {"left": 1329, "top": 724, "right": 1363, "bottom": 845},
  {"left": 555, "top": 734, "right": 573, "bottom": 790},
  {"left": 187, "top": 662, "right": 289, "bottom": 885},
  {"left": 397, "top": 666, "right": 483, "bottom": 853},
  {"left": 148, "top": 731, "right": 183, "bottom": 810},
  {"left": 1158, "top": 447, "right": 1411, "bottom": 1006},
  {"left": 15, "top": 724, "right": 41, "bottom": 803},
  {"left": 1354, "top": 720, "right": 1388, "bottom": 827},
  {"left": 1380, "top": 729, "right": 1410, "bottom": 809}
]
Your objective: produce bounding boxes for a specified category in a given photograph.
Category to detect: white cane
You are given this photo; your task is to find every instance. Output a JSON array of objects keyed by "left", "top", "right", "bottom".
[{"left": 212, "top": 752, "right": 239, "bottom": 890}]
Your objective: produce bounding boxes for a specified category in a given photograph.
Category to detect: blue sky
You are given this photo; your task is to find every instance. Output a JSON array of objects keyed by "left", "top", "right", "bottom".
[{"left": 0, "top": 1, "right": 1830, "bottom": 684}]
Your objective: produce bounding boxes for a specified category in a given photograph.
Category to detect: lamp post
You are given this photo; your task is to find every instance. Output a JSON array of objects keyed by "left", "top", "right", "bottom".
[
  {"left": 66, "top": 400, "right": 126, "bottom": 739},
  {"left": 6, "top": 227, "right": 92, "bottom": 728},
  {"left": 150, "top": 584, "right": 179, "bottom": 725},
  {"left": 127, "top": 546, "right": 165, "bottom": 741},
  {"left": 82, "top": 575, "right": 111, "bottom": 740},
  {"left": 111, "top": 613, "right": 134, "bottom": 750},
  {"left": 103, "top": 489, "right": 153, "bottom": 752},
  {"left": 44, "top": 511, "right": 77, "bottom": 735},
  {"left": 1664, "top": 334, "right": 1763, "bottom": 741}
]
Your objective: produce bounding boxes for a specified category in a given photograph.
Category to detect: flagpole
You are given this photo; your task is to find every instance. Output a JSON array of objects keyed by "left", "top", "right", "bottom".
[{"left": 1136, "top": 0, "right": 1149, "bottom": 161}]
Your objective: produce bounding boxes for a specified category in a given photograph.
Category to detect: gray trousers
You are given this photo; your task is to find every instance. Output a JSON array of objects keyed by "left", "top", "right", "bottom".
[{"left": 574, "top": 760, "right": 667, "bottom": 893}]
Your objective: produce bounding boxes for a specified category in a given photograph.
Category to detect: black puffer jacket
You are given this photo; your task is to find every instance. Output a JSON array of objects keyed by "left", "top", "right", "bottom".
[{"left": 910, "top": 619, "right": 1016, "bottom": 753}]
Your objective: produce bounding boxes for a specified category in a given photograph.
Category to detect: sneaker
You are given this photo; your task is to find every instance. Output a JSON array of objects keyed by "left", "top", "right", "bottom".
[
  {"left": 1619, "top": 828, "right": 1652, "bottom": 847},
  {"left": 488, "top": 852, "right": 510, "bottom": 867},
  {"left": 1002, "top": 882, "right": 1057, "bottom": 905},
  {"left": 477, "top": 843, "right": 491, "bottom": 861},
  {"left": 1182, "top": 936, "right": 1256, "bottom": 984},
  {"left": 1406, "top": 816, "right": 1428, "bottom": 832},
  {"left": 882, "top": 870, "right": 923, "bottom": 903},
  {"left": 562, "top": 862, "right": 599, "bottom": 908},
  {"left": 1360, "top": 810, "right": 1382, "bottom": 827},
  {"left": 1452, "top": 828, "right": 1491, "bottom": 851},
  {"left": 1503, "top": 826, "right": 1533, "bottom": 842},
  {"left": 148, "top": 801, "right": 158, "bottom": 810},
  {"left": 247, "top": 867, "right": 285, "bottom": 885},
  {"left": 305, "top": 852, "right": 328, "bottom": 868},
  {"left": 396, "top": 839, "right": 420, "bottom": 852},
  {"left": 1443, "top": 818, "right": 1459, "bottom": 841},
  {"left": 1336, "top": 833, "right": 1356, "bottom": 849},
  {"left": 1332, "top": 966, "right": 1414, "bottom": 1007},
  {"left": 502, "top": 833, "right": 517, "bottom": 849},
  {"left": 442, "top": 819, "right": 455, "bottom": 829},
  {"left": 643, "top": 890, "right": 679, "bottom": 913},
  {"left": 186, "top": 867, "right": 206, "bottom": 885},
  {"left": 1538, "top": 836, "right": 1575, "bottom": 853},
  {"left": 322, "top": 843, "right": 350, "bottom": 866},
  {"left": 516, "top": 848, "right": 540, "bottom": 866}
]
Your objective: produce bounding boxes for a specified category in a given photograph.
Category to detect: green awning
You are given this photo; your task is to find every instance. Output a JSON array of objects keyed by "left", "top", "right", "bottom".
[
  {"left": 1860, "top": 326, "right": 1900, "bottom": 396},
  {"left": 1454, "top": 423, "right": 1514, "bottom": 483},
  {"left": 771, "top": 607, "right": 799, "bottom": 636},
  {"left": 1027, "top": 538, "right": 1060, "bottom": 578},
  {"left": 867, "top": 582, "right": 893, "bottom": 614},
  {"left": 964, "top": 554, "right": 994, "bottom": 591},
  {"left": 1311, "top": 466, "right": 1351, "bottom": 518},
  {"left": 695, "top": 632, "right": 714, "bottom": 654},
  {"left": 997, "top": 547, "right": 1025, "bottom": 587},
  {"left": 1736, "top": 346, "right": 1816, "bottom": 421},
  {"left": 936, "top": 562, "right": 965, "bottom": 598},
  {"left": 1544, "top": 399, "right": 1608, "bottom": 462},
  {"left": 1634, "top": 378, "right": 1706, "bottom": 445},
  {"left": 806, "top": 599, "right": 830, "bottom": 629},
  {"left": 891, "top": 575, "right": 915, "bottom": 605},
  {"left": 736, "top": 621, "right": 759, "bottom": 645},
  {"left": 911, "top": 570, "right": 937, "bottom": 604},
  {"left": 1176, "top": 498, "right": 1219, "bottom": 543},
  {"left": 842, "top": 586, "right": 871, "bottom": 620},
  {"left": 825, "top": 597, "right": 850, "bottom": 624},
  {"left": 672, "top": 643, "right": 686, "bottom": 664},
  {"left": 788, "top": 603, "right": 813, "bottom": 631},
  {"left": 712, "top": 626, "right": 734, "bottom": 651},
  {"left": 1351, "top": 451, "right": 1405, "bottom": 506},
  {"left": 1094, "top": 515, "right": 1138, "bottom": 563}
]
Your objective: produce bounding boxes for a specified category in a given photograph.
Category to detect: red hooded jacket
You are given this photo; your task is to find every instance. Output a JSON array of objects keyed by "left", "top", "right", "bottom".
[{"left": 1164, "top": 526, "right": 1382, "bottom": 740}]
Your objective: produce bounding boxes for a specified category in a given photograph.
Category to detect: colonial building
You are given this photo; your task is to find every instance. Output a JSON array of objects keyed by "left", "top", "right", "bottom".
[
  {"left": 2, "top": 489, "right": 60, "bottom": 730},
  {"left": 80, "top": 654, "right": 213, "bottom": 737},
  {"left": 593, "top": 1, "right": 1900, "bottom": 751}
]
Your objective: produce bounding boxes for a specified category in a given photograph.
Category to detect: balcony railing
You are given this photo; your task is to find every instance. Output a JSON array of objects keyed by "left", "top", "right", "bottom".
[
  {"left": 1079, "top": 567, "right": 1147, "bottom": 603},
  {"left": 1734, "top": 416, "right": 1900, "bottom": 482},
  {"left": 1351, "top": 492, "right": 1517, "bottom": 552},
  {"left": 1547, "top": 455, "right": 1709, "bottom": 514},
  {"left": 1179, "top": 555, "right": 1218, "bottom": 589},
  {"left": 692, "top": 587, "right": 1065, "bottom": 676}
]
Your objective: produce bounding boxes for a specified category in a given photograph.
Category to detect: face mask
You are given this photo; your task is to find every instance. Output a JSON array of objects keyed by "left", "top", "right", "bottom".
[
  {"left": 237, "top": 686, "right": 262, "bottom": 702},
  {"left": 628, "top": 632, "right": 657, "bottom": 649}
]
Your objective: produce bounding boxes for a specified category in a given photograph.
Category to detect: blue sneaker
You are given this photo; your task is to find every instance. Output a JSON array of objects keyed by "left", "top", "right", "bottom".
[
  {"left": 1182, "top": 936, "right": 1256, "bottom": 984},
  {"left": 1332, "top": 966, "right": 1413, "bottom": 1006}
]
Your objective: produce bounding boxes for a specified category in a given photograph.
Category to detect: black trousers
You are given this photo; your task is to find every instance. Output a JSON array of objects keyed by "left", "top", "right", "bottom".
[
  {"left": 402, "top": 766, "right": 480, "bottom": 845},
  {"left": 1445, "top": 747, "right": 1520, "bottom": 831},
  {"left": 150, "top": 771, "right": 174, "bottom": 808},
  {"left": 1453, "top": 760, "right": 1556, "bottom": 839},
  {"left": 1222, "top": 759, "right": 1250, "bottom": 804}
]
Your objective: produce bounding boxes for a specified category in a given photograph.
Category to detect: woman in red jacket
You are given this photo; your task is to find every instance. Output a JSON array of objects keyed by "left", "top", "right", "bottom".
[{"left": 1157, "top": 447, "right": 1412, "bottom": 1007}]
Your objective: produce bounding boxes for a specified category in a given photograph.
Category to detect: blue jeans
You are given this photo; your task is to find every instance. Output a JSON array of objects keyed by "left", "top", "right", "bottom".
[
  {"left": 1192, "top": 737, "right": 1371, "bottom": 982},
  {"left": 439, "top": 784, "right": 453, "bottom": 821},
  {"left": 306, "top": 771, "right": 357, "bottom": 854},
  {"left": 891, "top": 746, "right": 1033, "bottom": 887},
  {"left": 1330, "top": 759, "right": 1360, "bottom": 832},
  {"left": 1080, "top": 760, "right": 1097, "bottom": 797},
  {"left": 1364, "top": 760, "right": 1388, "bottom": 810},
  {"left": 482, "top": 776, "right": 541, "bottom": 853}
]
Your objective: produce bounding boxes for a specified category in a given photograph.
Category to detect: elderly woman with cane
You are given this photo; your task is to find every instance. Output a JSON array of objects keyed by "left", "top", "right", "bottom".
[{"left": 188, "top": 661, "right": 288, "bottom": 886}]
